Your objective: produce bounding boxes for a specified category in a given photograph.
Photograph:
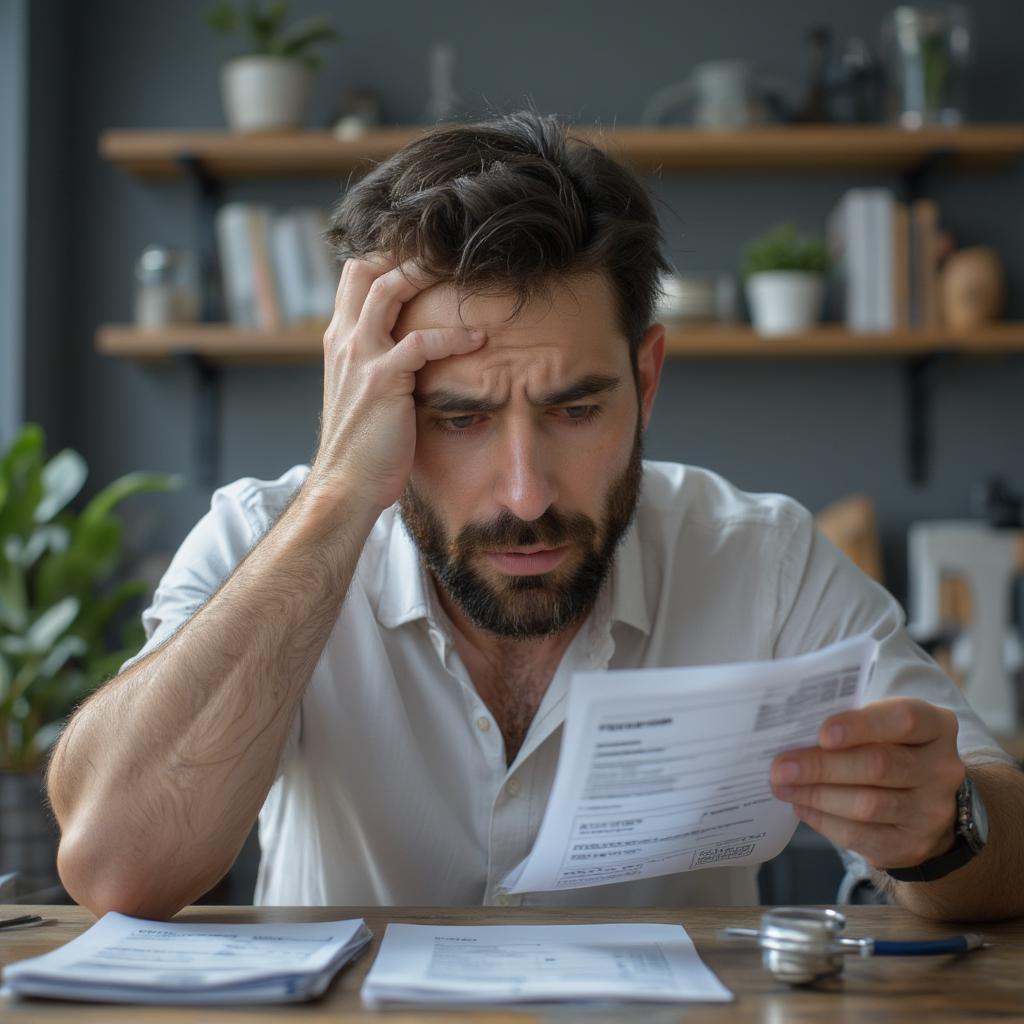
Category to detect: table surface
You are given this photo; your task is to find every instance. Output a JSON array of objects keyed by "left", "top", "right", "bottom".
[{"left": 2, "top": 904, "right": 1022, "bottom": 1022}]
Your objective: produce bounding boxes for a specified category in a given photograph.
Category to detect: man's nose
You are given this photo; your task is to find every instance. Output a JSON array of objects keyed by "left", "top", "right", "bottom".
[{"left": 492, "top": 421, "right": 558, "bottom": 523}]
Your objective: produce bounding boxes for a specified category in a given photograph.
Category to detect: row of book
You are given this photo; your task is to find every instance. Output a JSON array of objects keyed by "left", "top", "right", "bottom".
[
  {"left": 827, "top": 188, "right": 949, "bottom": 332},
  {"left": 215, "top": 204, "right": 339, "bottom": 328}
]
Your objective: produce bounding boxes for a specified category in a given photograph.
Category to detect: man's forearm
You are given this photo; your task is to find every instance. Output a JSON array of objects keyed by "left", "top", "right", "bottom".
[
  {"left": 48, "top": 484, "right": 377, "bottom": 919},
  {"left": 884, "top": 760, "right": 1024, "bottom": 922}
]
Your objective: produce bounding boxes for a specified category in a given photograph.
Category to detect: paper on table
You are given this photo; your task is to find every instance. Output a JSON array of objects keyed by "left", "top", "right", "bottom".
[
  {"left": 2, "top": 912, "right": 371, "bottom": 1005},
  {"left": 504, "top": 635, "right": 878, "bottom": 894},
  {"left": 361, "top": 922, "right": 732, "bottom": 1005}
]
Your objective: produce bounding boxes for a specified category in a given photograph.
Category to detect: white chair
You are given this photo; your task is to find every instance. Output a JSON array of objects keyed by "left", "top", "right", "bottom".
[{"left": 907, "top": 521, "right": 1024, "bottom": 734}]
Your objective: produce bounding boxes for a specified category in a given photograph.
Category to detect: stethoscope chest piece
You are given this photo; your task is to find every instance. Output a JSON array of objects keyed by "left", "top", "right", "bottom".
[{"left": 723, "top": 907, "right": 873, "bottom": 985}]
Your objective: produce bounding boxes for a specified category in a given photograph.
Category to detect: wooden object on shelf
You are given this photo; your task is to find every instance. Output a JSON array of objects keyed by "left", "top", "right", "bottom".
[
  {"left": 815, "top": 495, "right": 885, "bottom": 583},
  {"left": 98, "top": 124, "right": 1024, "bottom": 179},
  {"left": 95, "top": 321, "right": 1024, "bottom": 364}
]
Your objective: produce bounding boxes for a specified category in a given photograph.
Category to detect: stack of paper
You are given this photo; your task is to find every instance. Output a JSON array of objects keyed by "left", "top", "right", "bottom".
[
  {"left": 2, "top": 912, "right": 371, "bottom": 1005},
  {"left": 361, "top": 923, "right": 732, "bottom": 1005}
]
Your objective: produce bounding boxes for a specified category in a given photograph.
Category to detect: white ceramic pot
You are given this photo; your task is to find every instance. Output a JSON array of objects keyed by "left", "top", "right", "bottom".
[
  {"left": 745, "top": 271, "right": 825, "bottom": 336},
  {"left": 220, "top": 56, "right": 313, "bottom": 133}
]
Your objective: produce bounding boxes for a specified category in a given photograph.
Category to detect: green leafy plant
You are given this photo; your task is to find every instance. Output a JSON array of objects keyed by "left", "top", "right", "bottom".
[
  {"left": 0, "top": 425, "right": 179, "bottom": 771},
  {"left": 742, "top": 223, "right": 830, "bottom": 278},
  {"left": 205, "top": 1, "right": 339, "bottom": 70}
]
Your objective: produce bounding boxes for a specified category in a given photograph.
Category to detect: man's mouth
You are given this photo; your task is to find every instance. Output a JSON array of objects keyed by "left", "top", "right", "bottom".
[{"left": 484, "top": 546, "right": 568, "bottom": 576}]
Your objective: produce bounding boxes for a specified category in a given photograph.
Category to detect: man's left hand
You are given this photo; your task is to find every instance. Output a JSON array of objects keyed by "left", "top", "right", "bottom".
[{"left": 770, "top": 698, "right": 966, "bottom": 869}]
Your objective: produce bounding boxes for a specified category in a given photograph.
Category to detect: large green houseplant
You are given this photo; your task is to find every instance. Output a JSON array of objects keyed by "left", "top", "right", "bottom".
[{"left": 0, "top": 424, "right": 178, "bottom": 890}]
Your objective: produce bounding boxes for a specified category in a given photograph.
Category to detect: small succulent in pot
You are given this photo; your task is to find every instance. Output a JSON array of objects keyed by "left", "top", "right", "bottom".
[{"left": 742, "top": 224, "right": 830, "bottom": 337}]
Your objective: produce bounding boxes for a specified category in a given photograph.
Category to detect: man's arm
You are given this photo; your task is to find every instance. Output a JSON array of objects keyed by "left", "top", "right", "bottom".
[
  {"left": 771, "top": 700, "right": 1024, "bottom": 922},
  {"left": 48, "top": 485, "right": 377, "bottom": 920},
  {"left": 48, "top": 257, "right": 486, "bottom": 920},
  {"left": 882, "top": 760, "right": 1024, "bottom": 922}
]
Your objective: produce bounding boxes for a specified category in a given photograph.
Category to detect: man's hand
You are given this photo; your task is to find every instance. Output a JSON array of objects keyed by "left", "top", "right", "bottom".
[
  {"left": 770, "top": 698, "right": 966, "bottom": 869},
  {"left": 307, "top": 256, "right": 486, "bottom": 512}
]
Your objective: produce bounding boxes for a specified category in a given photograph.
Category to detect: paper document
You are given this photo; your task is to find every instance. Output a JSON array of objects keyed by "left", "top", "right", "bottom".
[
  {"left": 361, "top": 922, "right": 732, "bottom": 1004},
  {"left": 504, "top": 635, "right": 878, "bottom": 894},
  {"left": 2, "top": 912, "right": 371, "bottom": 1005}
]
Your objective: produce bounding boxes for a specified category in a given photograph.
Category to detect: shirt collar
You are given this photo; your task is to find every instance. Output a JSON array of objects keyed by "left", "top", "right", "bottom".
[{"left": 375, "top": 505, "right": 651, "bottom": 638}]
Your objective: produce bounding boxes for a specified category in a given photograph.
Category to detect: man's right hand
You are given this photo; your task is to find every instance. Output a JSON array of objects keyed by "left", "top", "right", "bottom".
[{"left": 306, "top": 257, "right": 486, "bottom": 512}]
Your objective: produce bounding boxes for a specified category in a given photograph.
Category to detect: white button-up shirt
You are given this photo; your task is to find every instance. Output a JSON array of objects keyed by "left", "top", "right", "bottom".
[{"left": 123, "top": 461, "right": 1012, "bottom": 907}]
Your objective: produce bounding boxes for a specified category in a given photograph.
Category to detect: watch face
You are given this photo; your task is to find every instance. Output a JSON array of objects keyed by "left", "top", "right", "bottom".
[{"left": 963, "top": 777, "right": 989, "bottom": 851}]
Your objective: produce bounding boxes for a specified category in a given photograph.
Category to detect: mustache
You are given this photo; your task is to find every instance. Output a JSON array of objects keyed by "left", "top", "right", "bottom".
[{"left": 451, "top": 508, "right": 597, "bottom": 558}]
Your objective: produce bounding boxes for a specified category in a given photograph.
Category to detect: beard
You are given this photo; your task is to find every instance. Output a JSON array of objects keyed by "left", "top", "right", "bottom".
[{"left": 398, "top": 426, "right": 644, "bottom": 640}]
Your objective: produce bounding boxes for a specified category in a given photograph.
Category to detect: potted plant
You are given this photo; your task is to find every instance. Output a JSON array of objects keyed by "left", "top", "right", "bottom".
[
  {"left": 742, "top": 223, "right": 830, "bottom": 336},
  {"left": 0, "top": 425, "right": 178, "bottom": 892},
  {"left": 205, "top": 1, "right": 339, "bottom": 133}
]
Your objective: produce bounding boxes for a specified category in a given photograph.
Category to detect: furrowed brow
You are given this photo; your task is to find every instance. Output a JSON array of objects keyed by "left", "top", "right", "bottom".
[
  {"left": 415, "top": 390, "right": 504, "bottom": 414},
  {"left": 533, "top": 374, "right": 622, "bottom": 407},
  {"left": 415, "top": 373, "right": 622, "bottom": 414}
]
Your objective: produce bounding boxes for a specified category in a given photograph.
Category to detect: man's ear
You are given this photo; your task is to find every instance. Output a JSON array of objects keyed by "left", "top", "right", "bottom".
[{"left": 636, "top": 323, "right": 666, "bottom": 431}]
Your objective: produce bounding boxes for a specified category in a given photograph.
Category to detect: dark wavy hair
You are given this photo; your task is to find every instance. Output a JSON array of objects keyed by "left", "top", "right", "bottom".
[{"left": 324, "top": 111, "right": 669, "bottom": 357}]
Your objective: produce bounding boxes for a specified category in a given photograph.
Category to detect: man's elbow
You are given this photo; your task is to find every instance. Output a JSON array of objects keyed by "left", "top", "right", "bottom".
[{"left": 56, "top": 829, "right": 195, "bottom": 921}]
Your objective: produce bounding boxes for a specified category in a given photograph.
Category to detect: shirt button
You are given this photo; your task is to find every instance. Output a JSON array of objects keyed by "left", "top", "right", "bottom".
[
  {"left": 476, "top": 716, "right": 491, "bottom": 732},
  {"left": 507, "top": 777, "right": 522, "bottom": 797}
]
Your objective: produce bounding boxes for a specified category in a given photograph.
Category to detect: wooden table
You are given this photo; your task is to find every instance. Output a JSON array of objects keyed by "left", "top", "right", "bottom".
[{"left": 2, "top": 904, "right": 1022, "bottom": 1022}]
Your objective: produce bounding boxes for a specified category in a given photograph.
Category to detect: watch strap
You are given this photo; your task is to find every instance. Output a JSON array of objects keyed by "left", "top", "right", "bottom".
[
  {"left": 884, "top": 833, "right": 977, "bottom": 882},
  {"left": 884, "top": 775, "right": 984, "bottom": 883}
]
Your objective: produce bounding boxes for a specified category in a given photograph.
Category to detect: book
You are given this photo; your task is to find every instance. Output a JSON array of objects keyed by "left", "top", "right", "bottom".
[
  {"left": 271, "top": 211, "right": 314, "bottom": 324},
  {"left": 827, "top": 188, "right": 902, "bottom": 333},
  {"left": 248, "top": 205, "right": 283, "bottom": 330},
  {"left": 892, "top": 200, "right": 910, "bottom": 329},
  {"left": 297, "top": 207, "right": 340, "bottom": 318},
  {"left": 215, "top": 203, "right": 258, "bottom": 327},
  {"left": 1, "top": 912, "right": 371, "bottom": 1005},
  {"left": 912, "top": 198, "right": 941, "bottom": 328}
]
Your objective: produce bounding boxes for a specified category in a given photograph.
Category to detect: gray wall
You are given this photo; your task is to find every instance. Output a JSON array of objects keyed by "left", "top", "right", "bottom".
[
  {"left": 0, "top": 0, "right": 27, "bottom": 446},
  {"left": 36, "top": 0, "right": 1022, "bottom": 602}
]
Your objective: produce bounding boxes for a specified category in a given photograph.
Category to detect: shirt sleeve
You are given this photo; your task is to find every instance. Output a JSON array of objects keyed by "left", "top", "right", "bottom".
[
  {"left": 771, "top": 501, "right": 1015, "bottom": 769},
  {"left": 117, "top": 477, "right": 303, "bottom": 775}
]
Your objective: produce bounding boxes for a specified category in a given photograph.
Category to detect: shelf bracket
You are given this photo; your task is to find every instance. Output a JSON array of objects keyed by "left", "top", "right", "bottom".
[
  {"left": 175, "top": 353, "right": 221, "bottom": 488},
  {"left": 905, "top": 352, "right": 953, "bottom": 487},
  {"left": 178, "top": 154, "right": 224, "bottom": 322},
  {"left": 901, "top": 147, "right": 955, "bottom": 203},
  {"left": 177, "top": 155, "right": 224, "bottom": 485}
]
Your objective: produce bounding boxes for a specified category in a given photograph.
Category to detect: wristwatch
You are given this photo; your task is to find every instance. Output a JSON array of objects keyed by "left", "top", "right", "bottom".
[{"left": 885, "top": 773, "right": 989, "bottom": 883}]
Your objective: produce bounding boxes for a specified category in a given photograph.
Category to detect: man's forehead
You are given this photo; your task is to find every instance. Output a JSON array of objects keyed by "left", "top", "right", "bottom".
[
  {"left": 398, "top": 274, "right": 629, "bottom": 390},
  {"left": 395, "top": 272, "right": 620, "bottom": 337}
]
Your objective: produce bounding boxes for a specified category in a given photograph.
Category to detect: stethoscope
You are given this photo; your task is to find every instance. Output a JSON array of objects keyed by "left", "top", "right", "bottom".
[{"left": 721, "top": 907, "right": 988, "bottom": 986}]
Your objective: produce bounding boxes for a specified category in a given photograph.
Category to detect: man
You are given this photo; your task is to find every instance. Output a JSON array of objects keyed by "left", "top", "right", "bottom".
[{"left": 49, "top": 112, "right": 1023, "bottom": 922}]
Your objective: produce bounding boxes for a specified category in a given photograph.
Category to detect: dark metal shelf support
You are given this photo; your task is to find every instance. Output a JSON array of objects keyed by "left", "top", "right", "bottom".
[
  {"left": 175, "top": 353, "right": 221, "bottom": 488},
  {"left": 898, "top": 148, "right": 955, "bottom": 486},
  {"left": 178, "top": 154, "right": 224, "bottom": 486}
]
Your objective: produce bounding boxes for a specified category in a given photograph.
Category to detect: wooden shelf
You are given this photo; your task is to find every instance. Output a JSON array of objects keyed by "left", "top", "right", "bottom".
[
  {"left": 98, "top": 124, "right": 1024, "bottom": 179},
  {"left": 96, "top": 322, "right": 1024, "bottom": 365}
]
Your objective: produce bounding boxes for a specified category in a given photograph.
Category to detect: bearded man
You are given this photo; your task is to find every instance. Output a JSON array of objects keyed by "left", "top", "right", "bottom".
[{"left": 48, "top": 113, "right": 1024, "bottom": 922}]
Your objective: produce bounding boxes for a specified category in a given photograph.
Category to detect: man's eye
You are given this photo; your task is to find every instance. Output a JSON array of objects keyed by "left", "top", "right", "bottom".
[
  {"left": 562, "top": 405, "right": 600, "bottom": 423},
  {"left": 439, "top": 415, "right": 479, "bottom": 431}
]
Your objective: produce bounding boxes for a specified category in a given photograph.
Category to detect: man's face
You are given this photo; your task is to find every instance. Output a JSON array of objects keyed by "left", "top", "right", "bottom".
[{"left": 395, "top": 273, "right": 664, "bottom": 640}]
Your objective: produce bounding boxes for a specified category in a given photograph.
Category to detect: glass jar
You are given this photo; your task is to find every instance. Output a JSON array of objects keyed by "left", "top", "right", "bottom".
[
  {"left": 134, "top": 246, "right": 199, "bottom": 328},
  {"left": 881, "top": 5, "right": 972, "bottom": 129}
]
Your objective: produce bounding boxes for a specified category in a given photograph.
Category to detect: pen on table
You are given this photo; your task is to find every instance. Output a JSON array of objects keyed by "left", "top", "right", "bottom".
[{"left": 0, "top": 915, "right": 45, "bottom": 932}]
